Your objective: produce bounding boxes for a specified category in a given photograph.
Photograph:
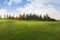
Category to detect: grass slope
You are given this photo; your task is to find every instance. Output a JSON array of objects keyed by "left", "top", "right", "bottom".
[{"left": 0, "top": 19, "right": 60, "bottom": 40}]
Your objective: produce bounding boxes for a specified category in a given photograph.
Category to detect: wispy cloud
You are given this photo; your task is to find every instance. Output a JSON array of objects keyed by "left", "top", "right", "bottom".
[{"left": 4, "top": 0, "right": 22, "bottom": 7}]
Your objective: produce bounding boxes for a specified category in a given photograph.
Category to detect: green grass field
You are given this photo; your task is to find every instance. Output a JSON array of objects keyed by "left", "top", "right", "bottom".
[{"left": 0, "top": 19, "right": 60, "bottom": 40}]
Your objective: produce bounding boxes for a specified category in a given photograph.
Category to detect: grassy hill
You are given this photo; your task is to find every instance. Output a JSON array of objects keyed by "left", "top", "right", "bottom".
[{"left": 0, "top": 19, "right": 60, "bottom": 40}]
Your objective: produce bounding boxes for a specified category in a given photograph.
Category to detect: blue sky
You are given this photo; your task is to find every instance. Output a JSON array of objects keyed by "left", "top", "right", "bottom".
[
  {"left": 0, "top": 0, "right": 60, "bottom": 20},
  {"left": 0, "top": 0, "right": 30, "bottom": 11}
]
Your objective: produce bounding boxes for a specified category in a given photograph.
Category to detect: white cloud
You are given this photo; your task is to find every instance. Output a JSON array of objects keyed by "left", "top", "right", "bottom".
[
  {"left": 0, "top": 9, "right": 8, "bottom": 15},
  {"left": 0, "top": 9, "right": 18, "bottom": 18},
  {"left": 0, "top": 9, "right": 8, "bottom": 18},
  {"left": 4, "top": 0, "right": 22, "bottom": 7},
  {"left": 16, "top": 0, "right": 60, "bottom": 20}
]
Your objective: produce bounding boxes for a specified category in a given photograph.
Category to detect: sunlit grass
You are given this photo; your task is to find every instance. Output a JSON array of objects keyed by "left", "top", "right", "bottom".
[{"left": 0, "top": 19, "right": 60, "bottom": 40}]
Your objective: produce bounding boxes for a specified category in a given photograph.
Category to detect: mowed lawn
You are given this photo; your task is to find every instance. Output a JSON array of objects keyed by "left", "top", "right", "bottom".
[{"left": 0, "top": 19, "right": 60, "bottom": 40}]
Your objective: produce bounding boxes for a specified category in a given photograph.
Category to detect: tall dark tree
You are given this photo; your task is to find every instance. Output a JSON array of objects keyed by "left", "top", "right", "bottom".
[
  {"left": 43, "top": 13, "right": 51, "bottom": 21},
  {"left": 29, "top": 13, "right": 32, "bottom": 19},
  {"left": 26, "top": 14, "right": 30, "bottom": 20},
  {"left": 39, "top": 15, "right": 43, "bottom": 20},
  {"left": 19, "top": 15, "right": 23, "bottom": 20},
  {"left": 22, "top": 13, "right": 26, "bottom": 20}
]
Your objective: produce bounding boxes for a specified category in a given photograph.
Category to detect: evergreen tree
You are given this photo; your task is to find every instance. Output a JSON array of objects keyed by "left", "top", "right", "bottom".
[
  {"left": 43, "top": 14, "right": 51, "bottom": 21},
  {"left": 26, "top": 14, "right": 30, "bottom": 20},
  {"left": 19, "top": 15, "right": 23, "bottom": 20},
  {"left": 39, "top": 15, "right": 43, "bottom": 20},
  {"left": 22, "top": 13, "right": 26, "bottom": 20}
]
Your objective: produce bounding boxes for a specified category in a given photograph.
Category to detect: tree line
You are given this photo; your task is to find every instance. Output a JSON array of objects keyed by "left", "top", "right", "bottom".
[{"left": 0, "top": 13, "right": 56, "bottom": 21}]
